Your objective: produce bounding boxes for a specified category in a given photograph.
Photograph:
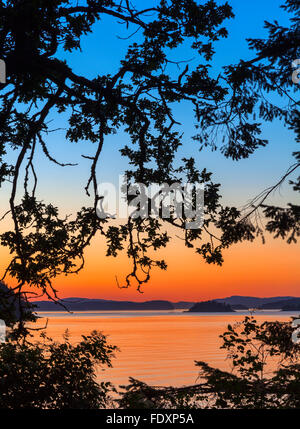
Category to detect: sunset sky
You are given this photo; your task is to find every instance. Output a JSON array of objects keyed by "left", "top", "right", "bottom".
[{"left": 0, "top": 0, "right": 299, "bottom": 302}]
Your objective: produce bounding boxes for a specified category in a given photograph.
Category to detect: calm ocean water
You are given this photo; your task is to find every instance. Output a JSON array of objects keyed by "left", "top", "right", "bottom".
[{"left": 33, "top": 310, "right": 297, "bottom": 387}]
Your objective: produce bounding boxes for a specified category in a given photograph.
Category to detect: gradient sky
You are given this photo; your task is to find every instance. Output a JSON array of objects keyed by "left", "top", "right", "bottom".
[{"left": 0, "top": 0, "right": 299, "bottom": 301}]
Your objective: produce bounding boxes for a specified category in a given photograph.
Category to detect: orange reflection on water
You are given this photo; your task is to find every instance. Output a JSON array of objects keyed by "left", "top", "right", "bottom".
[{"left": 32, "top": 312, "right": 291, "bottom": 387}]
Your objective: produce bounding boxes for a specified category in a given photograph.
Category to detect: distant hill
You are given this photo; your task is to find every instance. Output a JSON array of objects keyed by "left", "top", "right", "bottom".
[
  {"left": 32, "top": 295, "right": 300, "bottom": 312},
  {"left": 231, "top": 304, "right": 249, "bottom": 310},
  {"left": 215, "top": 295, "right": 297, "bottom": 308},
  {"left": 280, "top": 299, "right": 300, "bottom": 311},
  {"left": 189, "top": 300, "right": 234, "bottom": 313},
  {"left": 260, "top": 298, "right": 300, "bottom": 310},
  {"left": 33, "top": 298, "right": 175, "bottom": 311},
  {"left": 172, "top": 301, "right": 195, "bottom": 309}
]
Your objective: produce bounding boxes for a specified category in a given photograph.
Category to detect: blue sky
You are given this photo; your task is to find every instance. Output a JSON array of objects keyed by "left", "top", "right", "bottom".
[{"left": 10, "top": 0, "right": 298, "bottom": 215}]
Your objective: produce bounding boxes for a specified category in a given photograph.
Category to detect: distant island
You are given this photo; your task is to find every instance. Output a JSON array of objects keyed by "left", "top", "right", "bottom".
[
  {"left": 281, "top": 301, "right": 300, "bottom": 311},
  {"left": 30, "top": 295, "right": 300, "bottom": 312},
  {"left": 215, "top": 295, "right": 297, "bottom": 308},
  {"left": 189, "top": 301, "right": 234, "bottom": 313},
  {"left": 215, "top": 296, "right": 300, "bottom": 311},
  {"left": 33, "top": 298, "right": 176, "bottom": 311}
]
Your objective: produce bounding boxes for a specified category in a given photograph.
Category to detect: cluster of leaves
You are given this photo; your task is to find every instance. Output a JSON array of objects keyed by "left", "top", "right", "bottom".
[
  {"left": 118, "top": 316, "right": 300, "bottom": 409},
  {"left": 0, "top": 329, "right": 117, "bottom": 408},
  {"left": 0, "top": 195, "right": 107, "bottom": 296}
]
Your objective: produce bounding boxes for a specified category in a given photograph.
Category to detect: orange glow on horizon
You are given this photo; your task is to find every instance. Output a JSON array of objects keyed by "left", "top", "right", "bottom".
[
  {"left": 47, "top": 234, "right": 300, "bottom": 301},
  {"left": 0, "top": 218, "right": 299, "bottom": 302}
]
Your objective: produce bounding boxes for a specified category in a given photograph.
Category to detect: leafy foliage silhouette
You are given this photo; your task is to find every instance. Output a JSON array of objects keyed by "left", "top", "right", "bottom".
[
  {"left": 1, "top": 316, "right": 300, "bottom": 409},
  {"left": 0, "top": 0, "right": 298, "bottom": 314},
  {"left": 118, "top": 316, "right": 300, "bottom": 409},
  {"left": 0, "top": 329, "right": 117, "bottom": 408}
]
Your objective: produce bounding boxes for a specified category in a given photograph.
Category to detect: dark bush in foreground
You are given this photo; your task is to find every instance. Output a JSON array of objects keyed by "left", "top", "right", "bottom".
[
  {"left": 119, "top": 317, "right": 300, "bottom": 409},
  {"left": 0, "top": 330, "right": 117, "bottom": 408}
]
